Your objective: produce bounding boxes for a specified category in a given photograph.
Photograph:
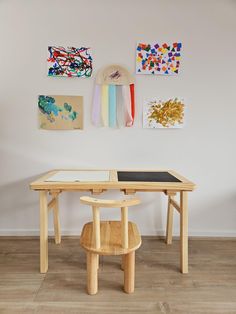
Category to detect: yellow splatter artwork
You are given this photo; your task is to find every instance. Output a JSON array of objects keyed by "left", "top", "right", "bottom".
[{"left": 143, "top": 98, "right": 185, "bottom": 128}]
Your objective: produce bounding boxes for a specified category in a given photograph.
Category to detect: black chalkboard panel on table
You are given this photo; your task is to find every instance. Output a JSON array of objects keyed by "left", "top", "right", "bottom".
[{"left": 117, "top": 171, "right": 181, "bottom": 183}]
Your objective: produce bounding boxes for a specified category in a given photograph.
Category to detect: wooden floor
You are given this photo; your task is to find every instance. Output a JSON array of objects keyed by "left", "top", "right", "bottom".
[{"left": 0, "top": 237, "right": 236, "bottom": 313}]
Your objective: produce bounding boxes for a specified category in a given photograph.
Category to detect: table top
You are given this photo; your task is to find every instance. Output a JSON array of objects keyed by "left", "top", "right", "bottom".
[{"left": 30, "top": 169, "right": 195, "bottom": 192}]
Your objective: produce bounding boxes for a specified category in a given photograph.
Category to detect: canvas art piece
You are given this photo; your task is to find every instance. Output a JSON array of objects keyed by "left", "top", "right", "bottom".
[
  {"left": 92, "top": 64, "right": 135, "bottom": 128},
  {"left": 47, "top": 46, "right": 92, "bottom": 77},
  {"left": 38, "top": 95, "right": 83, "bottom": 130},
  {"left": 143, "top": 98, "right": 185, "bottom": 128},
  {"left": 136, "top": 42, "right": 182, "bottom": 75}
]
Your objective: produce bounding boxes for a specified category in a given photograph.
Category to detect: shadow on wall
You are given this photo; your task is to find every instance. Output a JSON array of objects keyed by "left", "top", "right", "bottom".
[
  {"left": 60, "top": 189, "right": 164, "bottom": 236},
  {"left": 0, "top": 146, "right": 164, "bottom": 235},
  {"left": 0, "top": 173, "right": 164, "bottom": 236},
  {"left": 0, "top": 173, "right": 43, "bottom": 233},
  {"left": 188, "top": 191, "right": 236, "bottom": 236},
  {"left": 0, "top": 146, "right": 51, "bottom": 234}
]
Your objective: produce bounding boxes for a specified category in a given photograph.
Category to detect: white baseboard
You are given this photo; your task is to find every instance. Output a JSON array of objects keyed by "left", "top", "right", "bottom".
[
  {"left": 0, "top": 229, "right": 236, "bottom": 237},
  {"left": 0, "top": 229, "right": 81, "bottom": 236}
]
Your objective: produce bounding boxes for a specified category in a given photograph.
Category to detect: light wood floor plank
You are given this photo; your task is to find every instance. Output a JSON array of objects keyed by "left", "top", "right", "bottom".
[
  {"left": 0, "top": 273, "right": 44, "bottom": 302},
  {"left": 0, "top": 237, "right": 236, "bottom": 313}
]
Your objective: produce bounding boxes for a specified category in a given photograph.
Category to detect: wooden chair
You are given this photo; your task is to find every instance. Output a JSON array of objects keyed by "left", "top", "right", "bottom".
[{"left": 80, "top": 196, "right": 142, "bottom": 295}]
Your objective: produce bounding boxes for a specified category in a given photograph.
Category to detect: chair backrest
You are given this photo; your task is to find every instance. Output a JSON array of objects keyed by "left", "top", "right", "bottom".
[{"left": 80, "top": 196, "right": 141, "bottom": 250}]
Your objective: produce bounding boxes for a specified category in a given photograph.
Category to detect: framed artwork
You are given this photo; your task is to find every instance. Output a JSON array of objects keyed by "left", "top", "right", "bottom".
[
  {"left": 143, "top": 98, "right": 185, "bottom": 128},
  {"left": 136, "top": 42, "right": 182, "bottom": 75},
  {"left": 38, "top": 95, "right": 83, "bottom": 130},
  {"left": 47, "top": 46, "right": 92, "bottom": 77}
]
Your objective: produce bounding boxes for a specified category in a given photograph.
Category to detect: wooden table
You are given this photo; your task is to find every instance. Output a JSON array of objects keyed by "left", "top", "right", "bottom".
[{"left": 30, "top": 169, "right": 195, "bottom": 274}]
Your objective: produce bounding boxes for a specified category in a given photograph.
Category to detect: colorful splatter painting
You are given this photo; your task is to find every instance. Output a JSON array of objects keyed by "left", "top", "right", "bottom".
[
  {"left": 47, "top": 46, "right": 92, "bottom": 77},
  {"left": 136, "top": 42, "right": 182, "bottom": 75},
  {"left": 38, "top": 95, "right": 83, "bottom": 130},
  {"left": 143, "top": 98, "right": 185, "bottom": 128}
]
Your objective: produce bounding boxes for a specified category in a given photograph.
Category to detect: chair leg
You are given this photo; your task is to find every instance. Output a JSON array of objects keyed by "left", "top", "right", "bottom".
[
  {"left": 124, "top": 251, "right": 135, "bottom": 293},
  {"left": 121, "top": 255, "right": 125, "bottom": 271},
  {"left": 87, "top": 252, "right": 98, "bottom": 295},
  {"left": 166, "top": 196, "right": 174, "bottom": 244}
]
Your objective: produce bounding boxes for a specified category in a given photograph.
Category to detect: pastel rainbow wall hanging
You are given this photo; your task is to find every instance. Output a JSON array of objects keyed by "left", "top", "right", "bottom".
[{"left": 92, "top": 65, "right": 135, "bottom": 128}]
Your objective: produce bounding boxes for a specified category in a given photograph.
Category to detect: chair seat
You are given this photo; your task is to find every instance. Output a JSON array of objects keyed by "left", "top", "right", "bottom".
[{"left": 80, "top": 221, "right": 141, "bottom": 255}]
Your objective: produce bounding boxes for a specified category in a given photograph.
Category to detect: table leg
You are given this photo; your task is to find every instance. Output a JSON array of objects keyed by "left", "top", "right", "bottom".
[
  {"left": 180, "top": 191, "right": 188, "bottom": 273},
  {"left": 40, "top": 191, "right": 48, "bottom": 273},
  {"left": 52, "top": 194, "right": 61, "bottom": 244},
  {"left": 166, "top": 195, "right": 174, "bottom": 244}
]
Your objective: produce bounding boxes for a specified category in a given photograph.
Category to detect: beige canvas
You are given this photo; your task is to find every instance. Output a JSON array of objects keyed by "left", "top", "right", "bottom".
[{"left": 38, "top": 95, "right": 83, "bottom": 130}]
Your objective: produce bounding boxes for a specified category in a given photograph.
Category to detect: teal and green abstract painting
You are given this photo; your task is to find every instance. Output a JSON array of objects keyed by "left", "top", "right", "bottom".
[{"left": 38, "top": 95, "right": 83, "bottom": 130}]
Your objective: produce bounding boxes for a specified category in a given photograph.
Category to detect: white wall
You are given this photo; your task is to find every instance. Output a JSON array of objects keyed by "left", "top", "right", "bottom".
[{"left": 0, "top": 0, "right": 236, "bottom": 236}]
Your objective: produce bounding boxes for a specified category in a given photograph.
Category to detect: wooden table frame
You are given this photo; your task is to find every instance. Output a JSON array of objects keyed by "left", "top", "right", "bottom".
[{"left": 30, "top": 169, "right": 195, "bottom": 274}]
